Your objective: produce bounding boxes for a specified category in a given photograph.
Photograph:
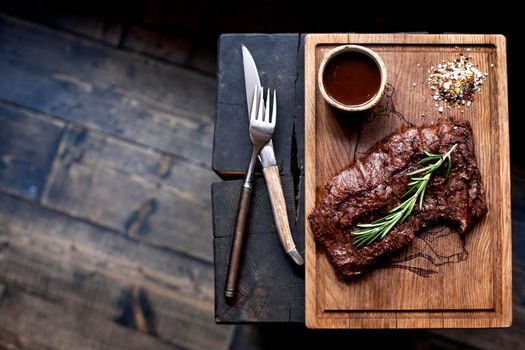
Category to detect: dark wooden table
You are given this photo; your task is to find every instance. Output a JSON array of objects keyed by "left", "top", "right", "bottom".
[
  {"left": 213, "top": 34, "right": 306, "bottom": 322},
  {"left": 212, "top": 33, "right": 525, "bottom": 346},
  {"left": 0, "top": 9, "right": 230, "bottom": 350},
  {"left": 0, "top": 1, "right": 522, "bottom": 348}
]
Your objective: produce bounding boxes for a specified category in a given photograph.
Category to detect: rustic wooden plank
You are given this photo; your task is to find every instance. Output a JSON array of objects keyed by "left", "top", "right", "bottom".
[
  {"left": 213, "top": 33, "right": 305, "bottom": 177},
  {"left": 0, "top": 0, "right": 128, "bottom": 45},
  {"left": 0, "top": 102, "right": 64, "bottom": 200},
  {"left": 213, "top": 176, "right": 304, "bottom": 322},
  {"left": 214, "top": 234, "right": 305, "bottom": 323},
  {"left": 190, "top": 45, "right": 217, "bottom": 76},
  {"left": 0, "top": 14, "right": 215, "bottom": 165},
  {"left": 139, "top": 0, "right": 208, "bottom": 39},
  {"left": 123, "top": 25, "right": 193, "bottom": 66},
  {"left": 0, "top": 287, "right": 181, "bottom": 350},
  {"left": 305, "top": 34, "right": 510, "bottom": 328},
  {"left": 0, "top": 321, "right": 56, "bottom": 350},
  {"left": 42, "top": 125, "right": 217, "bottom": 262},
  {"left": 212, "top": 33, "right": 307, "bottom": 323},
  {"left": 0, "top": 192, "right": 234, "bottom": 350},
  {"left": 0, "top": 244, "right": 229, "bottom": 350},
  {"left": 122, "top": 25, "right": 216, "bottom": 75},
  {"left": 122, "top": 25, "right": 194, "bottom": 65},
  {"left": 213, "top": 175, "right": 298, "bottom": 237}
]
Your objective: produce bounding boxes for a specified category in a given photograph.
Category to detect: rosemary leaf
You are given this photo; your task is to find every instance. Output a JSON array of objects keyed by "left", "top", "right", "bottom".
[
  {"left": 351, "top": 144, "right": 457, "bottom": 247},
  {"left": 418, "top": 182, "right": 427, "bottom": 210},
  {"left": 446, "top": 155, "right": 453, "bottom": 179}
]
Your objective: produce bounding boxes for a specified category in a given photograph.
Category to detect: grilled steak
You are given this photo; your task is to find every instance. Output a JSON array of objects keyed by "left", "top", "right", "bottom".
[{"left": 309, "top": 119, "right": 487, "bottom": 278}]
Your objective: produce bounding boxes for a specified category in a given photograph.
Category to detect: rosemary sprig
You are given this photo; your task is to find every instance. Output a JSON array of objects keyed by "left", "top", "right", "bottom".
[{"left": 351, "top": 144, "right": 457, "bottom": 248}]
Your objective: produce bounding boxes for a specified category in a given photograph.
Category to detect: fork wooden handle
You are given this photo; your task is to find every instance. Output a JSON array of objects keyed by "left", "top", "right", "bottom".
[
  {"left": 225, "top": 186, "right": 252, "bottom": 299},
  {"left": 263, "top": 165, "right": 304, "bottom": 265}
]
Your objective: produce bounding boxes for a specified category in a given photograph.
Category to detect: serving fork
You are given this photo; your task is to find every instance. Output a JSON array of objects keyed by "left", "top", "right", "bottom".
[{"left": 225, "top": 86, "right": 276, "bottom": 299}]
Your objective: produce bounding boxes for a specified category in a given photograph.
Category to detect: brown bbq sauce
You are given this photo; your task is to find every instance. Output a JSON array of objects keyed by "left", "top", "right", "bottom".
[{"left": 323, "top": 51, "right": 381, "bottom": 106}]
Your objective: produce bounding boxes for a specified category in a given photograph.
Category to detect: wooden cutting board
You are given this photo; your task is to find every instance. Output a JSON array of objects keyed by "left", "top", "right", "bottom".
[{"left": 304, "top": 34, "right": 511, "bottom": 329}]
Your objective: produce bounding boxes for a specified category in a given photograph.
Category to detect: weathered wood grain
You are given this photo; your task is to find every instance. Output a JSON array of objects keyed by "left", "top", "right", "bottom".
[
  {"left": 305, "top": 34, "right": 511, "bottom": 328},
  {"left": 0, "top": 287, "right": 182, "bottom": 350},
  {"left": 0, "top": 14, "right": 215, "bottom": 165},
  {"left": 213, "top": 34, "right": 307, "bottom": 323},
  {"left": 123, "top": 25, "right": 194, "bottom": 67},
  {"left": 122, "top": 25, "right": 216, "bottom": 75},
  {"left": 0, "top": 0, "right": 128, "bottom": 45},
  {"left": 0, "top": 102, "right": 64, "bottom": 200},
  {"left": 213, "top": 177, "right": 304, "bottom": 322},
  {"left": 0, "top": 192, "right": 233, "bottom": 350},
  {"left": 139, "top": 0, "right": 208, "bottom": 41},
  {"left": 190, "top": 45, "right": 217, "bottom": 76},
  {"left": 213, "top": 175, "right": 289, "bottom": 237},
  {"left": 42, "top": 125, "right": 217, "bottom": 262},
  {"left": 213, "top": 34, "right": 305, "bottom": 177}
]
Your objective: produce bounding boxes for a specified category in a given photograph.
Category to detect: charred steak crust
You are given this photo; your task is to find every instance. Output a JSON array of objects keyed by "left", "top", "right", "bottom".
[{"left": 309, "top": 119, "right": 487, "bottom": 278}]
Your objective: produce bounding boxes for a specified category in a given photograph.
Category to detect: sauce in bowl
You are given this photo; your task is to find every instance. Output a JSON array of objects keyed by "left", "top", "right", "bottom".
[{"left": 322, "top": 50, "right": 382, "bottom": 107}]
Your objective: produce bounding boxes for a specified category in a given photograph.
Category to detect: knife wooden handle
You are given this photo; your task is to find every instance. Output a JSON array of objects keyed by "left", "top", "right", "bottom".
[
  {"left": 224, "top": 186, "right": 252, "bottom": 299},
  {"left": 263, "top": 165, "right": 304, "bottom": 265}
]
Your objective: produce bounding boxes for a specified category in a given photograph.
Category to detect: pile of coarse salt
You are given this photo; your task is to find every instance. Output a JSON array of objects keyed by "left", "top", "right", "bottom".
[{"left": 428, "top": 53, "right": 487, "bottom": 112}]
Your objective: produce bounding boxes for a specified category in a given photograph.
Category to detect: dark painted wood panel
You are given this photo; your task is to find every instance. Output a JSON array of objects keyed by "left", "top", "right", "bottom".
[
  {"left": 213, "top": 177, "right": 305, "bottom": 322},
  {"left": 214, "top": 234, "right": 304, "bottom": 323},
  {"left": 213, "top": 34, "right": 307, "bottom": 323},
  {"left": 43, "top": 126, "right": 217, "bottom": 262},
  {"left": 0, "top": 287, "right": 181, "bottom": 350},
  {"left": 0, "top": 0, "right": 129, "bottom": 45},
  {"left": 123, "top": 25, "right": 193, "bottom": 66},
  {"left": 0, "top": 103, "right": 64, "bottom": 200},
  {"left": 138, "top": 0, "right": 208, "bottom": 40},
  {"left": 0, "top": 14, "right": 215, "bottom": 165},
  {"left": 122, "top": 25, "right": 216, "bottom": 75},
  {"left": 213, "top": 34, "right": 305, "bottom": 177},
  {"left": 0, "top": 192, "right": 233, "bottom": 350},
  {"left": 190, "top": 46, "right": 217, "bottom": 76},
  {"left": 212, "top": 176, "right": 297, "bottom": 237}
]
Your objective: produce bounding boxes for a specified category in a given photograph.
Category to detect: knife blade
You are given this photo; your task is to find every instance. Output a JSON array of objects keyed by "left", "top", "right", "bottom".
[
  {"left": 241, "top": 45, "right": 304, "bottom": 265},
  {"left": 242, "top": 45, "right": 276, "bottom": 165}
]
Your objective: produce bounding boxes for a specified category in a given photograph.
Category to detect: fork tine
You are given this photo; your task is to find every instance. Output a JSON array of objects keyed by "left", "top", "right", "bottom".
[
  {"left": 264, "top": 88, "right": 270, "bottom": 122},
  {"left": 257, "top": 86, "right": 264, "bottom": 121},
  {"left": 271, "top": 90, "right": 277, "bottom": 125},
  {"left": 250, "top": 85, "right": 258, "bottom": 121}
]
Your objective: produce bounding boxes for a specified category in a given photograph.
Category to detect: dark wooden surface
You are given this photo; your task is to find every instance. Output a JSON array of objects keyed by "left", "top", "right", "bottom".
[
  {"left": 0, "top": 0, "right": 522, "bottom": 349},
  {"left": 213, "top": 34, "right": 305, "bottom": 323},
  {"left": 0, "top": 6, "right": 232, "bottom": 350},
  {"left": 213, "top": 34, "right": 305, "bottom": 177}
]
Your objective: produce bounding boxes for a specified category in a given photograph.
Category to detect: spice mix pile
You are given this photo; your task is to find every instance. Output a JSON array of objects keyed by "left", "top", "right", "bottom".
[{"left": 428, "top": 53, "right": 487, "bottom": 109}]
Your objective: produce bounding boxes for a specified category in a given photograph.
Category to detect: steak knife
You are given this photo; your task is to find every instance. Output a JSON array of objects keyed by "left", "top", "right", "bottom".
[{"left": 242, "top": 45, "right": 304, "bottom": 266}]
